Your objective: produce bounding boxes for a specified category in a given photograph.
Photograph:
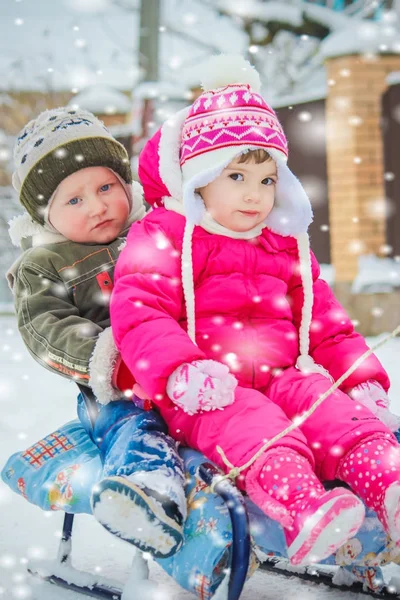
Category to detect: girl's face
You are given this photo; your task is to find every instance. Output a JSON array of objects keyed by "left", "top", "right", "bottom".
[
  {"left": 197, "top": 157, "right": 277, "bottom": 232},
  {"left": 49, "top": 166, "right": 130, "bottom": 243}
]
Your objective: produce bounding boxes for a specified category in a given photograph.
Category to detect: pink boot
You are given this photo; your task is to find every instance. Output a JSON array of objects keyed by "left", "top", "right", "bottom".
[
  {"left": 246, "top": 448, "right": 365, "bottom": 566},
  {"left": 337, "top": 435, "right": 400, "bottom": 544}
]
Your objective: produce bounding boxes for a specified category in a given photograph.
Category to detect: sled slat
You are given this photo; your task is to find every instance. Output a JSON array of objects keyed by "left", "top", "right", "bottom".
[
  {"left": 28, "top": 567, "right": 123, "bottom": 600},
  {"left": 260, "top": 557, "right": 400, "bottom": 599}
]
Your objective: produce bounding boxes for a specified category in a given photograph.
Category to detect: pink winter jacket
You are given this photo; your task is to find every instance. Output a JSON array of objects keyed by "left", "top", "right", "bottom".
[{"left": 111, "top": 209, "right": 390, "bottom": 407}]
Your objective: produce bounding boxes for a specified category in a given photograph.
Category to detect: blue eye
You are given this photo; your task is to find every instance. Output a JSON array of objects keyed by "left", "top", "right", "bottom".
[
  {"left": 68, "top": 197, "right": 80, "bottom": 205},
  {"left": 100, "top": 183, "right": 111, "bottom": 192},
  {"left": 229, "top": 173, "right": 244, "bottom": 181}
]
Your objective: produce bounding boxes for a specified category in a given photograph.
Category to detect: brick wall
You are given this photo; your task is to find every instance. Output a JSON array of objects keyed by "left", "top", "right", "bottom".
[{"left": 325, "top": 54, "right": 400, "bottom": 282}]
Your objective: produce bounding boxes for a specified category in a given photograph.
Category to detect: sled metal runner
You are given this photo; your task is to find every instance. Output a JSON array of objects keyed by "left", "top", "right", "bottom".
[
  {"left": 28, "top": 564, "right": 123, "bottom": 600},
  {"left": 260, "top": 557, "right": 400, "bottom": 599},
  {"left": 28, "top": 465, "right": 251, "bottom": 600},
  {"left": 28, "top": 513, "right": 123, "bottom": 599}
]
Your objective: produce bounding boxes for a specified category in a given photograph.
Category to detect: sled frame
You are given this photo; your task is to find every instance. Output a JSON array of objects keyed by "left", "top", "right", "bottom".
[{"left": 28, "top": 464, "right": 252, "bottom": 600}]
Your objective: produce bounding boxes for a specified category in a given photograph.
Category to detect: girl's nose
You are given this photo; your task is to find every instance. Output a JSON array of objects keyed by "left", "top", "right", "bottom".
[{"left": 244, "top": 186, "right": 260, "bottom": 203}]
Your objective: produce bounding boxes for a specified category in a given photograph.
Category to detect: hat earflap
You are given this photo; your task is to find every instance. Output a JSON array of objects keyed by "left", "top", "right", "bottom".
[
  {"left": 158, "top": 107, "right": 191, "bottom": 201},
  {"left": 183, "top": 162, "right": 227, "bottom": 224},
  {"left": 265, "top": 149, "right": 313, "bottom": 237}
]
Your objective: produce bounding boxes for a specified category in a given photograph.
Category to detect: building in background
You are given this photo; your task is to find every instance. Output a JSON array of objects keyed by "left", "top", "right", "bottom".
[{"left": 1, "top": 0, "right": 400, "bottom": 334}]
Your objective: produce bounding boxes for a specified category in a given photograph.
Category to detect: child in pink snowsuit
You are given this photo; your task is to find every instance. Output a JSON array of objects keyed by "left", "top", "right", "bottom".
[{"left": 111, "top": 55, "right": 400, "bottom": 566}]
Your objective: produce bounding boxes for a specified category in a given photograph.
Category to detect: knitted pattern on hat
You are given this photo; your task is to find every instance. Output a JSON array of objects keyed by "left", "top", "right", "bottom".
[
  {"left": 180, "top": 85, "right": 287, "bottom": 170},
  {"left": 179, "top": 54, "right": 288, "bottom": 185},
  {"left": 12, "top": 107, "right": 132, "bottom": 224}
]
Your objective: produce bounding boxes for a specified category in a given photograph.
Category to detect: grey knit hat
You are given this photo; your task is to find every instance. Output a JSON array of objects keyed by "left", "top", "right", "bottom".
[{"left": 12, "top": 107, "right": 132, "bottom": 225}]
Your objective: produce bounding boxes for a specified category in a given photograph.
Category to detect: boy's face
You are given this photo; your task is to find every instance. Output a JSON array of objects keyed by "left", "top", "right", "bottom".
[
  {"left": 198, "top": 157, "right": 277, "bottom": 232},
  {"left": 48, "top": 166, "right": 130, "bottom": 243}
]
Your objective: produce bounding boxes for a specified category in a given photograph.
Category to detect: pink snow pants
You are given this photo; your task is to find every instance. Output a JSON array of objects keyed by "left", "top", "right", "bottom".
[{"left": 159, "top": 367, "right": 394, "bottom": 485}]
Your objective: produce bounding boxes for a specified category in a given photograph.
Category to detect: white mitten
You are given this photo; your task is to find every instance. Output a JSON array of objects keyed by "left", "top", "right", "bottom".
[
  {"left": 166, "top": 359, "right": 238, "bottom": 415},
  {"left": 349, "top": 380, "right": 400, "bottom": 432}
]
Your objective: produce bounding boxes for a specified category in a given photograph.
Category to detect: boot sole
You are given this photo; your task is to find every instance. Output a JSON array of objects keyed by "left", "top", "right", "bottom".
[
  {"left": 287, "top": 492, "right": 365, "bottom": 566},
  {"left": 91, "top": 476, "right": 184, "bottom": 558}
]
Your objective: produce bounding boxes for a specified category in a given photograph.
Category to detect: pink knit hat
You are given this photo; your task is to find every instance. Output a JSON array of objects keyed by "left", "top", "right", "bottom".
[{"left": 179, "top": 77, "right": 288, "bottom": 181}]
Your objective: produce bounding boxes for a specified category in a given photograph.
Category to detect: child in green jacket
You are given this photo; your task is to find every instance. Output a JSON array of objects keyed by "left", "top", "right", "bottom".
[{"left": 6, "top": 106, "right": 186, "bottom": 558}]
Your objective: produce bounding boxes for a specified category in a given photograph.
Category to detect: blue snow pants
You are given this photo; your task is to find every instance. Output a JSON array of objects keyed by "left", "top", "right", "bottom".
[{"left": 76, "top": 388, "right": 185, "bottom": 483}]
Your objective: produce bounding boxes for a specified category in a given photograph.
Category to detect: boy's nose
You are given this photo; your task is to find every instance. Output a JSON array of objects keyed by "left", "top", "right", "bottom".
[{"left": 88, "top": 197, "right": 107, "bottom": 216}]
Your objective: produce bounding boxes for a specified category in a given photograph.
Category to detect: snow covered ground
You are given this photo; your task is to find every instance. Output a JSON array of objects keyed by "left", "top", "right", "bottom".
[{"left": 1, "top": 313, "right": 400, "bottom": 599}]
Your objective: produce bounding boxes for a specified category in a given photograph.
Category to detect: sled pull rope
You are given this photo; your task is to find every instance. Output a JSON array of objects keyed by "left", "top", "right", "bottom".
[{"left": 215, "top": 324, "right": 400, "bottom": 486}]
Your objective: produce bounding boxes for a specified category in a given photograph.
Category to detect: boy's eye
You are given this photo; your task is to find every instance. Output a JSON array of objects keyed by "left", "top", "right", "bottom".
[
  {"left": 68, "top": 197, "right": 81, "bottom": 206},
  {"left": 262, "top": 177, "right": 276, "bottom": 186},
  {"left": 100, "top": 183, "right": 111, "bottom": 192},
  {"left": 229, "top": 173, "right": 244, "bottom": 181}
]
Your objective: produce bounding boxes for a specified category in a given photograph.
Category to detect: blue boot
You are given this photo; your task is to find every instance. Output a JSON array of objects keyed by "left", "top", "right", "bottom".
[{"left": 77, "top": 393, "right": 186, "bottom": 558}]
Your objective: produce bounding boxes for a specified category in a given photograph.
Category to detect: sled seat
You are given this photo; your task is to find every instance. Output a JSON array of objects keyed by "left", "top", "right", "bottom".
[{"left": 3, "top": 419, "right": 400, "bottom": 598}]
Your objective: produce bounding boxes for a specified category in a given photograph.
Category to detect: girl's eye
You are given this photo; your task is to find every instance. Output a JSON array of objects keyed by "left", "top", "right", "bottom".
[
  {"left": 68, "top": 197, "right": 81, "bottom": 206},
  {"left": 100, "top": 183, "right": 111, "bottom": 192},
  {"left": 229, "top": 173, "right": 244, "bottom": 181},
  {"left": 262, "top": 177, "right": 276, "bottom": 186}
]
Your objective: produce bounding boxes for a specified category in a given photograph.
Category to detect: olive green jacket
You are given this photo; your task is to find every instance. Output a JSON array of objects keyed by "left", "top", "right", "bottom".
[{"left": 7, "top": 193, "right": 145, "bottom": 404}]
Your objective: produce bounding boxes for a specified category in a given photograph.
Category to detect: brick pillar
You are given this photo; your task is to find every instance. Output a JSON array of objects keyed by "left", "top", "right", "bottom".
[{"left": 325, "top": 54, "right": 400, "bottom": 283}]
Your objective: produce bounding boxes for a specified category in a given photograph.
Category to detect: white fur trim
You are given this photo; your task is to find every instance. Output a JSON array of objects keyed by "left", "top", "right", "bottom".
[
  {"left": 201, "top": 55, "right": 261, "bottom": 93},
  {"left": 163, "top": 197, "right": 185, "bottom": 216},
  {"left": 182, "top": 153, "right": 240, "bottom": 224},
  {"left": 265, "top": 149, "right": 313, "bottom": 237},
  {"left": 158, "top": 107, "right": 190, "bottom": 200},
  {"left": 89, "top": 327, "right": 121, "bottom": 404},
  {"left": 181, "top": 145, "right": 287, "bottom": 184},
  {"left": 8, "top": 213, "right": 53, "bottom": 247}
]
